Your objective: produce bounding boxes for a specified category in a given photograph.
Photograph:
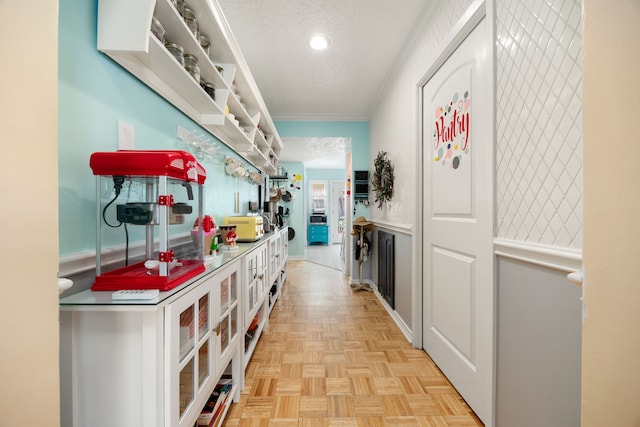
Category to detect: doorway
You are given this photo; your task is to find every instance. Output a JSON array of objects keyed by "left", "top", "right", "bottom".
[{"left": 418, "top": 5, "right": 493, "bottom": 425}]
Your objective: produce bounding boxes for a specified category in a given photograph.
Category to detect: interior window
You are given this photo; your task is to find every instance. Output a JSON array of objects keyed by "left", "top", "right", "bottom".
[{"left": 310, "top": 181, "right": 327, "bottom": 213}]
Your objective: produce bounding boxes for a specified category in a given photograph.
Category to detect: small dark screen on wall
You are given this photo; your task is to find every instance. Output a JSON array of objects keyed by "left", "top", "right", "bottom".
[
  {"left": 355, "top": 182, "right": 369, "bottom": 194},
  {"left": 354, "top": 170, "right": 369, "bottom": 181},
  {"left": 354, "top": 170, "right": 369, "bottom": 199}
]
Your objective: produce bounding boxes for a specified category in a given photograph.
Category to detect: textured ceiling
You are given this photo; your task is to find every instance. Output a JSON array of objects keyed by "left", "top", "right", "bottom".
[
  {"left": 217, "top": 0, "right": 432, "bottom": 166},
  {"left": 280, "top": 137, "right": 348, "bottom": 169}
]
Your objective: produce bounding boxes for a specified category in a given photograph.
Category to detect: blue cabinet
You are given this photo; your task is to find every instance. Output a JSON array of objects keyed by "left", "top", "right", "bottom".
[{"left": 308, "top": 224, "right": 329, "bottom": 245}]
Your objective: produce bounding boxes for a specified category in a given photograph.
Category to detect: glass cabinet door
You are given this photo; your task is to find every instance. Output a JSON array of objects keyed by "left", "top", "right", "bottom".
[
  {"left": 257, "top": 245, "right": 267, "bottom": 297},
  {"left": 197, "top": 293, "right": 210, "bottom": 389},
  {"left": 269, "top": 238, "right": 279, "bottom": 282},
  {"left": 247, "top": 256, "right": 256, "bottom": 284},
  {"left": 179, "top": 358, "right": 194, "bottom": 419},
  {"left": 213, "top": 260, "right": 241, "bottom": 378},
  {"left": 245, "top": 245, "right": 268, "bottom": 329},
  {"left": 179, "top": 305, "right": 195, "bottom": 363},
  {"left": 219, "top": 274, "right": 230, "bottom": 354},
  {"left": 259, "top": 245, "right": 267, "bottom": 277},
  {"left": 281, "top": 228, "right": 288, "bottom": 264},
  {"left": 245, "top": 253, "right": 256, "bottom": 319},
  {"left": 178, "top": 304, "right": 195, "bottom": 420},
  {"left": 167, "top": 279, "right": 215, "bottom": 427}
]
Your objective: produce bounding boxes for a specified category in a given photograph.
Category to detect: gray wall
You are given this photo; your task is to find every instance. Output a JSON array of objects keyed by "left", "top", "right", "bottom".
[
  {"left": 496, "top": 258, "right": 582, "bottom": 427},
  {"left": 371, "top": 227, "right": 412, "bottom": 329}
]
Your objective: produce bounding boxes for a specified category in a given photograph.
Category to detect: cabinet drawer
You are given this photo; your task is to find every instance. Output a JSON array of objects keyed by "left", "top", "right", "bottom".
[
  {"left": 308, "top": 224, "right": 329, "bottom": 244},
  {"left": 308, "top": 230, "right": 327, "bottom": 238}
]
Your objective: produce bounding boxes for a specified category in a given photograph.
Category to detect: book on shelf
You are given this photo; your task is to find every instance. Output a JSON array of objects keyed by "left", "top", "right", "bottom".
[{"left": 197, "top": 381, "right": 233, "bottom": 427}]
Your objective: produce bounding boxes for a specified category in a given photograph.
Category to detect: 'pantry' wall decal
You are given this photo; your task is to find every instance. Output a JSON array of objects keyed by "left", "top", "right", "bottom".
[{"left": 433, "top": 90, "right": 470, "bottom": 170}]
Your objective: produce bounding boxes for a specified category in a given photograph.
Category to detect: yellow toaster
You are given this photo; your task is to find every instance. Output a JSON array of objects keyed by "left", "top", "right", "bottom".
[{"left": 223, "top": 216, "right": 264, "bottom": 242}]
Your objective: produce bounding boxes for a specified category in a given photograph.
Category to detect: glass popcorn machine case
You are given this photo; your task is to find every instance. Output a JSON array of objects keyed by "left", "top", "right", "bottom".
[{"left": 89, "top": 150, "right": 207, "bottom": 291}]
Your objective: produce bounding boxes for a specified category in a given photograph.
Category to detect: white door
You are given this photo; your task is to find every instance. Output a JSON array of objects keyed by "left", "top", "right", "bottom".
[
  {"left": 421, "top": 17, "right": 493, "bottom": 424},
  {"left": 331, "top": 181, "right": 346, "bottom": 244}
]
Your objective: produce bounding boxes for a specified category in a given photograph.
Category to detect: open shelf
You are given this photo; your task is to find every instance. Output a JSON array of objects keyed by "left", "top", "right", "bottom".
[
  {"left": 97, "top": 0, "right": 282, "bottom": 174},
  {"left": 243, "top": 306, "right": 267, "bottom": 370}
]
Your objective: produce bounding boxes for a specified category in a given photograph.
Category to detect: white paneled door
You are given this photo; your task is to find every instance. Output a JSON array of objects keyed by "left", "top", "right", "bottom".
[
  {"left": 331, "top": 181, "right": 346, "bottom": 244},
  {"left": 421, "top": 16, "right": 493, "bottom": 424}
]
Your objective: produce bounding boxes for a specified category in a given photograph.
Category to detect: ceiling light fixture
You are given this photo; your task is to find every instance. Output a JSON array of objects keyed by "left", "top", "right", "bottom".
[{"left": 308, "top": 34, "right": 330, "bottom": 50}]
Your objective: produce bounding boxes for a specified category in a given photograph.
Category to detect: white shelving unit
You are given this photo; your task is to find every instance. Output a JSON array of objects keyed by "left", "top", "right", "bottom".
[
  {"left": 60, "top": 232, "right": 288, "bottom": 427},
  {"left": 242, "top": 227, "right": 288, "bottom": 372},
  {"left": 97, "top": 0, "right": 282, "bottom": 174},
  {"left": 60, "top": 257, "right": 243, "bottom": 427},
  {"left": 268, "top": 227, "right": 288, "bottom": 314},
  {"left": 59, "top": 230, "right": 288, "bottom": 427},
  {"left": 164, "top": 261, "right": 242, "bottom": 427}
]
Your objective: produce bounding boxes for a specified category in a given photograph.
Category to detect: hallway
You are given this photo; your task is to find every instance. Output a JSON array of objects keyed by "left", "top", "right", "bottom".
[{"left": 223, "top": 260, "right": 482, "bottom": 426}]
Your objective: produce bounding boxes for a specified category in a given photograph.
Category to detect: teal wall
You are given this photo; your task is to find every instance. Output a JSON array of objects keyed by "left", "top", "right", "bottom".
[
  {"left": 57, "top": 1, "right": 372, "bottom": 260},
  {"left": 58, "top": 0, "right": 261, "bottom": 256},
  {"left": 306, "top": 169, "right": 347, "bottom": 181}
]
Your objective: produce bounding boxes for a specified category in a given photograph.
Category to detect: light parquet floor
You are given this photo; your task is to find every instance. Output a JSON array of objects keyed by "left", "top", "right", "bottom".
[
  {"left": 305, "top": 243, "right": 345, "bottom": 271},
  {"left": 223, "top": 260, "right": 483, "bottom": 427}
]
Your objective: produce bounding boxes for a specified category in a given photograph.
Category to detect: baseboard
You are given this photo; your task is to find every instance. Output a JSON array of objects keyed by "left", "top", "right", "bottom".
[
  {"left": 348, "top": 279, "right": 413, "bottom": 344},
  {"left": 375, "top": 292, "right": 412, "bottom": 343}
]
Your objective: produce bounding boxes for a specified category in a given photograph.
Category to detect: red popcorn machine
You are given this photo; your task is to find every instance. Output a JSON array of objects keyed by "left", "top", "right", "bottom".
[{"left": 89, "top": 150, "right": 207, "bottom": 291}]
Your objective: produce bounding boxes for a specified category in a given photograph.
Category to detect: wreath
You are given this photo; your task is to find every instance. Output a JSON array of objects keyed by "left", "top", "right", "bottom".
[{"left": 371, "top": 151, "right": 394, "bottom": 209}]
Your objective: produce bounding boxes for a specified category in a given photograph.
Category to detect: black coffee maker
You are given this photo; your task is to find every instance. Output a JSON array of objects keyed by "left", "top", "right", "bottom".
[
  {"left": 275, "top": 206, "right": 284, "bottom": 227},
  {"left": 262, "top": 202, "right": 272, "bottom": 232}
]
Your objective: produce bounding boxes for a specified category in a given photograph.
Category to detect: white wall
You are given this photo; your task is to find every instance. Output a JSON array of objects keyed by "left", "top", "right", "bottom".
[
  {"left": 0, "top": 1, "right": 60, "bottom": 426},
  {"left": 368, "top": 0, "right": 473, "bottom": 226},
  {"left": 582, "top": 0, "right": 640, "bottom": 424},
  {"left": 495, "top": 0, "right": 583, "bottom": 249},
  {"left": 370, "top": 0, "right": 584, "bottom": 246}
]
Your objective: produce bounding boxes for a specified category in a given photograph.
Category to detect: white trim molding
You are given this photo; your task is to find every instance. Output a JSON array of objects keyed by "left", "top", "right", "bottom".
[
  {"left": 372, "top": 285, "right": 413, "bottom": 344},
  {"left": 372, "top": 220, "right": 413, "bottom": 235},
  {"left": 59, "top": 249, "right": 98, "bottom": 277},
  {"left": 494, "top": 238, "right": 583, "bottom": 274},
  {"left": 59, "top": 234, "right": 194, "bottom": 277}
]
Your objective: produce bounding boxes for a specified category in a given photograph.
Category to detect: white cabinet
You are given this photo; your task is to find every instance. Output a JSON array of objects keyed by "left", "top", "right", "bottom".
[
  {"left": 243, "top": 241, "right": 268, "bottom": 328},
  {"left": 60, "top": 235, "right": 287, "bottom": 426},
  {"left": 213, "top": 261, "right": 242, "bottom": 373},
  {"left": 269, "top": 231, "right": 282, "bottom": 285},
  {"left": 280, "top": 227, "right": 289, "bottom": 268},
  {"left": 267, "top": 227, "right": 288, "bottom": 314},
  {"left": 165, "top": 275, "right": 223, "bottom": 427},
  {"left": 277, "top": 226, "right": 289, "bottom": 290},
  {"left": 242, "top": 241, "right": 269, "bottom": 368},
  {"left": 96, "top": 0, "right": 283, "bottom": 174},
  {"left": 60, "top": 258, "right": 243, "bottom": 427}
]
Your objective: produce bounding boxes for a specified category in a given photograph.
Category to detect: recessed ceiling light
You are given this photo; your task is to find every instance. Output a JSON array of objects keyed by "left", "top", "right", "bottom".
[{"left": 308, "top": 34, "right": 330, "bottom": 50}]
